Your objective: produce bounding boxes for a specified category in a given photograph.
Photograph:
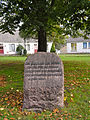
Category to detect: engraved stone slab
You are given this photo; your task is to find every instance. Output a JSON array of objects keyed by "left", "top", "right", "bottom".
[{"left": 23, "top": 52, "right": 64, "bottom": 111}]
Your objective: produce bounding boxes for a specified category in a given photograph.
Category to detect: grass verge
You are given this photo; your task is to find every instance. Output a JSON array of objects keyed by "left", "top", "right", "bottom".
[{"left": 0, "top": 55, "right": 90, "bottom": 120}]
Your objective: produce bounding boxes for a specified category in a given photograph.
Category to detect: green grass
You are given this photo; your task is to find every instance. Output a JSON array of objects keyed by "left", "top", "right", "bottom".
[
  {"left": 59, "top": 54, "right": 90, "bottom": 61},
  {"left": 0, "top": 54, "right": 90, "bottom": 120},
  {"left": 0, "top": 56, "right": 26, "bottom": 62}
]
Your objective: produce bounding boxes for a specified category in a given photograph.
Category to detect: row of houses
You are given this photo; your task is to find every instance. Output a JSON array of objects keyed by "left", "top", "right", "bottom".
[
  {"left": 0, "top": 31, "right": 90, "bottom": 55},
  {"left": 0, "top": 31, "right": 52, "bottom": 55}
]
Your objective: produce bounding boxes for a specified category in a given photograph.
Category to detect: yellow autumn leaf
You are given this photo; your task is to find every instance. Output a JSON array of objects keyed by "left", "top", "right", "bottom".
[
  {"left": 64, "top": 97, "right": 67, "bottom": 101},
  {"left": 16, "top": 89, "right": 19, "bottom": 92},
  {"left": 16, "top": 100, "right": 20, "bottom": 104},
  {"left": 5, "top": 97, "right": 8, "bottom": 101},
  {"left": 0, "top": 108, "right": 4, "bottom": 111},
  {"left": 70, "top": 98, "right": 74, "bottom": 102}
]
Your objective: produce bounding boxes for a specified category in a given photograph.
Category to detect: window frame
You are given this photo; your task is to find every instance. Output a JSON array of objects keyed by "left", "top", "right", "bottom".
[
  {"left": 9, "top": 44, "right": 15, "bottom": 52},
  {"left": 83, "top": 42, "right": 87, "bottom": 49},
  {"left": 71, "top": 43, "right": 77, "bottom": 52},
  {"left": 0, "top": 44, "right": 3, "bottom": 50},
  {"left": 88, "top": 42, "right": 90, "bottom": 49},
  {"left": 27, "top": 44, "right": 30, "bottom": 51}
]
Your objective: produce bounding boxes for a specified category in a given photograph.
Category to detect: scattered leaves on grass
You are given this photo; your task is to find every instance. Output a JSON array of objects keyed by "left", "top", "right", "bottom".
[
  {"left": 0, "top": 60, "right": 90, "bottom": 120},
  {"left": 0, "top": 89, "right": 23, "bottom": 119},
  {"left": 3, "top": 118, "right": 8, "bottom": 120},
  {"left": 0, "top": 75, "right": 6, "bottom": 87}
]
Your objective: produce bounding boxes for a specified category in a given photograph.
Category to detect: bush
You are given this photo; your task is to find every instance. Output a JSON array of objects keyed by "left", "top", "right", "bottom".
[
  {"left": 23, "top": 49, "right": 27, "bottom": 55},
  {"left": 50, "top": 43, "right": 56, "bottom": 53},
  {"left": 16, "top": 44, "right": 24, "bottom": 55}
]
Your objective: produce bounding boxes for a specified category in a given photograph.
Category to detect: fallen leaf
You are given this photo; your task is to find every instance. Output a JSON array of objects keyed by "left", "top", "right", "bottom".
[
  {"left": 71, "top": 94, "right": 74, "bottom": 97},
  {"left": 4, "top": 118, "right": 8, "bottom": 120},
  {"left": 78, "top": 115, "right": 82, "bottom": 118},
  {"left": 0, "top": 108, "right": 4, "bottom": 111},
  {"left": 18, "top": 117, "right": 22, "bottom": 120},
  {"left": 64, "top": 111, "right": 67, "bottom": 113},
  {"left": 70, "top": 98, "right": 74, "bottom": 102},
  {"left": 53, "top": 108, "right": 59, "bottom": 113},
  {"left": 49, "top": 113, "right": 52, "bottom": 117},
  {"left": 5, "top": 97, "right": 8, "bottom": 101},
  {"left": 16, "top": 89, "right": 19, "bottom": 92},
  {"left": 10, "top": 118, "right": 15, "bottom": 120},
  {"left": 64, "top": 97, "right": 67, "bottom": 101},
  {"left": 11, "top": 88, "right": 13, "bottom": 90}
]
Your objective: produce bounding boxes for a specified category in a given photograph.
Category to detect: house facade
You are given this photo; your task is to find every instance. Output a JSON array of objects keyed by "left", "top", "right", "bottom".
[
  {"left": 0, "top": 31, "right": 52, "bottom": 55},
  {"left": 67, "top": 37, "right": 90, "bottom": 53}
]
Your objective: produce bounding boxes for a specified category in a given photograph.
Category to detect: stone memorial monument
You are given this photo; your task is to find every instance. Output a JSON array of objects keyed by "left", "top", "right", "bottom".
[{"left": 23, "top": 52, "right": 64, "bottom": 112}]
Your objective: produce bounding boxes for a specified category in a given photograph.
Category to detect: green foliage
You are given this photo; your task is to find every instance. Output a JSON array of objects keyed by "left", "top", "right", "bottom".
[
  {"left": 0, "top": 0, "right": 89, "bottom": 50},
  {"left": 19, "top": 29, "right": 38, "bottom": 40},
  {"left": 16, "top": 44, "right": 24, "bottom": 55},
  {"left": 23, "top": 49, "right": 27, "bottom": 55},
  {"left": 50, "top": 43, "right": 56, "bottom": 53},
  {"left": 48, "top": 25, "right": 67, "bottom": 50}
]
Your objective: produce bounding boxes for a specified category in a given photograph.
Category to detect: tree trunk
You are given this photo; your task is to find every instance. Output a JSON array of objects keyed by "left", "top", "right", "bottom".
[{"left": 38, "top": 27, "right": 47, "bottom": 52}]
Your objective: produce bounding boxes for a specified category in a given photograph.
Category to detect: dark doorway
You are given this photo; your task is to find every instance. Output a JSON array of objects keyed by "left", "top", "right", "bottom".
[{"left": 0, "top": 44, "right": 4, "bottom": 54}]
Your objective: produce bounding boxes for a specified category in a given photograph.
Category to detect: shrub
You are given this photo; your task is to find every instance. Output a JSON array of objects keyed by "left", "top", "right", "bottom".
[
  {"left": 16, "top": 44, "right": 24, "bottom": 55},
  {"left": 23, "top": 49, "right": 27, "bottom": 55},
  {"left": 50, "top": 43, "right": 56, "bottom": 53}
]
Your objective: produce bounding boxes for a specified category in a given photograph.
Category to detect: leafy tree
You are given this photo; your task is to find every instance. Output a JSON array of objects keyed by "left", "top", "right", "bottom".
[
  {"left": 47, "top": 25, "right": 67, "bottom": 50},
  {"left": 50, "top": 43, "right": 56, "bottom": 53},
  {"left": 0, "top": 0, "right": 90, "bottom": 52}
]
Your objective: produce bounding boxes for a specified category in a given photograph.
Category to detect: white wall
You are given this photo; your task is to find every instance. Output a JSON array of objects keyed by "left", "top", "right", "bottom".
[
  {"left": 67, "top": 43, "right": 71, "bottom": 53},
  {"left": 77, "top": 42, "right": 90, "bottom": 53},
  {"left": 47, "top": 42, "right": 52, "bottom": 52},
  {"left": 67, "top": 42, "right": 90, "bottom": 53},
  {"left": 26, "top": 42, "right": 38, "bottom": 54},
  {"left": 26, "top": 42, "right": 52, "bottom": 54},
  {"left": 1, "top": 42, "right": 52, "bottom": 55},
  {"left": 3, "top": 43, "right": 24, "bottom": 54}
]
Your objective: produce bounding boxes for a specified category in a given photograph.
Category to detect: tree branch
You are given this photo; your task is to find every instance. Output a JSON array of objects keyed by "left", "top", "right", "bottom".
[{"left": 51, "top": 0, "right": 55, "bottom": 7}]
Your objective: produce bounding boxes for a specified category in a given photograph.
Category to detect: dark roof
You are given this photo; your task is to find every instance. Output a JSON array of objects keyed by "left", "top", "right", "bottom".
[
  {"left": 67, "top": 36, "right": 90, "bottom": 43},
  {"left": 0, "top": 31, "right": 37, "bottom": 43}
]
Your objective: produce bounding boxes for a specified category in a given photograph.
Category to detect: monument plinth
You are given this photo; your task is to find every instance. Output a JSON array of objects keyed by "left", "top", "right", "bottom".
[{"left": 23, "top": 52, "right": 64, "bottom": 112}]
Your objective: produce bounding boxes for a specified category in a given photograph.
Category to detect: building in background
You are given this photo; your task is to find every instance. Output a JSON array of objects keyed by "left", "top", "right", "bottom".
[
  {"left": 0, "top": 31, "right": 52, "bottom": 55},
  {"left": 67, "top": 37, "right": 90, "bottom": 53}
]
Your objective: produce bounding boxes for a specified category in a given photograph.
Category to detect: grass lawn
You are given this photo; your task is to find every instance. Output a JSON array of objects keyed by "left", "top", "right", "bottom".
[{"left": 0, "top": 54, "right": 90, "bottom": 120}]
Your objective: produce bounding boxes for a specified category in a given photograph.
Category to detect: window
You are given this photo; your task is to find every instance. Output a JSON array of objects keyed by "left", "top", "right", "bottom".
[
  {"left": 9, "top": 44, "right": 15, "bottom": 52},
  {"left": 71, "top": 43, "right": 77, "bottom": 51},
  {"left": 88, "top": 42, "right": 90, "bottom": 48},
  {"left": 0, "top": 44, "right": 3, "bottom": 50},
  {"left": 27, "top": 44, "right": 30, "bottom": 51},
  {"left": 34, "top": 44, "right": 37, "bottom": 47},
  {"left": 34, "top": 44, "right": 38, "bottom": 49},
  {"left": 83, "top": 42, "right": 87, "bottom": 49},
  {"left": 0, "top": 44, "right": 4, "bottom": 54},
  {"left": 0, "top": 45, "right": 3, "bottom": 50}
]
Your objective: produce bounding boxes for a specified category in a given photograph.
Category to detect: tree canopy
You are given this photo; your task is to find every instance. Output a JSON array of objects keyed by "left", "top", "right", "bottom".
[{"left": 0, "top": 0, "right": 90, "bottom": 51}]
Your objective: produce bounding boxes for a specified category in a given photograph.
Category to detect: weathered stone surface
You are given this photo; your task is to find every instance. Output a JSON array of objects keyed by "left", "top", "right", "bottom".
[{"left": 23, "top": 52, "right": 64, "bottom": 111}]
